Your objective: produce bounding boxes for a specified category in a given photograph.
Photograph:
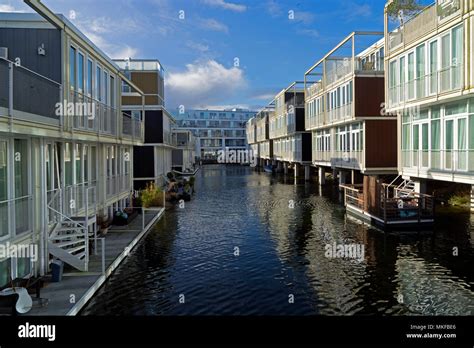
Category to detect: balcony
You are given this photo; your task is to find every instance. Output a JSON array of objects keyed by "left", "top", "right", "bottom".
[
  {"left": 106, "top": 174, "right": 132, "bottom": 199},
  {"left": 387, "top": 1, "right": 461, "bottom": 53},
  {"left": 0, "top": 57, "right": 61, "bottom": 124},
  {"left": 122, "top": 112, "right": 143, "bottom": 140},
  {"left": 401, "top": 149, "right": 474, "bottom": 173},
  {"left": 388, "top": 65, "right": 462, "bottom": 108},
  {"left": 328, "top": 103, "right": 353, "bottom": 124},
  {"left": 69, "top": 90, "right": 118, "bottom": 136}
]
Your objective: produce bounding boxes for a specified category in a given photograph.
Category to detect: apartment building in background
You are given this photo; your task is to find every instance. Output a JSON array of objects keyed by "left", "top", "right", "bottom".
[
  {"left": 0, "top": 0, "right": 144, "bottom": 282},
  {"left": 385, "top": 0, "right": 474, "bottom": 212},
  {"left": 115, "top": 59, "right": 177, "bottom": 189},
  {"left": 173, "top": 108, "right": 255, "bottom": 160}
]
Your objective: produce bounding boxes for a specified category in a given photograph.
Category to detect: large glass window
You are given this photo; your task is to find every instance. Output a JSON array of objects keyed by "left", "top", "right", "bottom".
[
  {"left": 429, "top": 41, "right": 438, "bottom": 94},
  {"left": 416, "top": 44, "right": 426, "bottom": 98},
  {"left": 78, "top": 52, "right": 84, "bottom": 92},
  {"left": 452, "top": 25, "right": 463, "bottom": 88},
  {"left": 0, "top": 141, "right": 8, "bottom": 237},
  {"left": 110, "top": 76, "right": 115, "bottom": 108},
  {"left": 103, "top": 71, "right": 108, "bottom": 105},
  {"left": 0, "top": 259, "right": 10, "bottom": 287},
  {"left": 96, "top": 66, "right": 102, "bottom": 101},
  {"left": 399, "top": 56, "right": 405, "bottom": 101},
  {"left": 408, "top": 52, "right": 415, "bottom": 99},
  {"left": 69, "top": 46, "right": 76, "bottom": 90},
  {"left": 14, "top": 139, "right": 29, "bottom": 235},
  {"left": 441, "top": 34, "right": 450, "bottom": 91},
  {"left": 87, "top": 59, "right": 93, "bottom": 96},
  {"left": 64, "top": 143, "right": 73, "bottom": 186}
]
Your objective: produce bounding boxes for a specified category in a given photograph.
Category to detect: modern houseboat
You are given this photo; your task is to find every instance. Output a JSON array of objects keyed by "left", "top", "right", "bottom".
[
  {"left": 114, "top": 59, "right": 177, "bottom": 190},
  {"left": 269, "top": 82, "right": 312, "bottom": 178},
  {"left": 0, "top": 0, "right": 144, "bottom": 282},
  {"left": 384, "top": 0, "right": 474, "bottom": 212}
]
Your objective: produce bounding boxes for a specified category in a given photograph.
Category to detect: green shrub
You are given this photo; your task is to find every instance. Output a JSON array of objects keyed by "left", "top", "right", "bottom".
[
  {"left": 141, "top": 182, "right": 163, "bottom": 208},
  {"left": 448, "top": 194, "right": 470, "bottom": 208}
]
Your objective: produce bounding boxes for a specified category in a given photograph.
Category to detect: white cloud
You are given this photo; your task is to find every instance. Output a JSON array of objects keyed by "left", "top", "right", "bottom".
[
  {"left": 298, "top": 29, "right": 319, "bottom": 38},
  {"left": 202, "top": 0, "right": 246, "bottom": 12},
  {"left": 252, "top": 93, "right": 275, "bottom": 101},
  {"left": 266, "top": 0, "right": 282, "bottom": 17},
  {"left": 186, "top": 41, "right": 210, "bottom": 53},
  {"left": 166, "top": 60, "right": 246, "bottom": 108},
  {"left": 199, "top": 18, "right": 229, "bottom": 33},
  {"left": 0, "top": 4, "right": 26, "bottom": 12}
]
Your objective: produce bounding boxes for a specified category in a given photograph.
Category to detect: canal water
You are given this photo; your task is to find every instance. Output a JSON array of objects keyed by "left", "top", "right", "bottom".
[{"left": 82, "top": 165, "right": 474, "bottom": 315}]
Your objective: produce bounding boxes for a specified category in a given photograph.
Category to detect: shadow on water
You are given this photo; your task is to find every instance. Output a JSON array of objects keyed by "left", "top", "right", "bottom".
[{"left": 81, "top": 165, "right": 474, "bottom": 315}]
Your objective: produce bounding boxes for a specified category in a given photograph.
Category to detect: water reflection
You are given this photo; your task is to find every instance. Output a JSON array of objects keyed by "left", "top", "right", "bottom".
[{"left": 82, "top": 165, "right": 474, "bottom": 315}]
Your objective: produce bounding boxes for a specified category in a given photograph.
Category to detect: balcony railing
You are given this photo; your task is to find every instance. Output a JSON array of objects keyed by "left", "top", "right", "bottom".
[
  {"left": 388, "top": 65, "right": 462, "bottom": 108},
  {"left": 401, "top": 149, "right": 474, "bottom": 172},
  {"left": 122, "top": 112, "right": 143, "bottom": 140},
  {"left": 106, "top": 174, "right": 132, "bottom": 199},
  {"left": 387, "top": 1, "right": 461, "bottom": 53},
  {"left": 0, "top": 57, "right": 61, "bottom": 122},
  {"left": 328, "top": 103, "right": 352, "bottom": 124},
  {"left": 69, "top": 90, "right": 118, "bottom": 135}
]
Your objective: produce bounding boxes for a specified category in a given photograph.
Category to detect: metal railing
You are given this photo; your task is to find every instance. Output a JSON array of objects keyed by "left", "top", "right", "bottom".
[
  {"left": 69, "top": 90, "right": 117, "bottom": 135},
  {"left": 0, "top": 57, "right": 61, "bottom": 122},
  {"left": 387, "top": 2, "right": 460, "bottom": 53},
  {"left": 401, "top": 149, "right": 474, "bottom": 172},
  {"left": 388, "top": 66, "right": 462, "bottom": 108},
  {"left": 327, "top": 103, "right": 352, "bottom": 124},
  {"left": 122, "top": 112, "right": 143, "bottom": 140},
  {"left": 0, "top": 195, "right": 33, "bottom": 237}
]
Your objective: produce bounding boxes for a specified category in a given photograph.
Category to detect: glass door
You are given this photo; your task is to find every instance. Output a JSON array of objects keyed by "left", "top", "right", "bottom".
[
  {"left": 457, "top": 117, "right": 467, "bottom": 171},
  {"left": 445, "top": 119, "right": 454, "bottom": 170}
]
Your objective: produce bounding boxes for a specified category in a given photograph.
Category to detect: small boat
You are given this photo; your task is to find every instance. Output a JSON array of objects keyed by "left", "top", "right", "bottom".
[
  {"left": 172, "top": 167, "right": 200, "bottom": 178},
  {"left": 263, "top": 165, "right": 274, "bottom": 173}
]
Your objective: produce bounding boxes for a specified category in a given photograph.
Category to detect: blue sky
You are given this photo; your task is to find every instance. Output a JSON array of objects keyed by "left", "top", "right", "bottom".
[{"left": 2, "top": 0, "right": 393, "bottom": 111}]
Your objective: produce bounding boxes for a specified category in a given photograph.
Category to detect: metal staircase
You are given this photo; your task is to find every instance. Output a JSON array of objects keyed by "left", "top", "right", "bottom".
[
  {"left": 395, "top": 179, "right": 416, "bottom": 198},
  {"left": 47, "top": 187, "right": 97, "bottom": 272}
]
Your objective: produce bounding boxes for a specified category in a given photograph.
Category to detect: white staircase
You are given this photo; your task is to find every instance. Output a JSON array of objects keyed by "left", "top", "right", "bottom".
[
  {"left": 47, "top": 187, "right": 97, "bottom": 272},
  {"left": 395, "top": 179, "right": 416, "bottom": 198}
]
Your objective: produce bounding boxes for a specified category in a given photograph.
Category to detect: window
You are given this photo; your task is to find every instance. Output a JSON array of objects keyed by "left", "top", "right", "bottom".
[
  {"left": 429, "top": 41, "right": 438, "bottom": 94},
  {"left": 14, "top": 139, "right": 29, "bottom": 235},
  {"left": 64, "top": 143, "right": 73, "bottom": 186},
  {"left": 17, "top": 257, "right": 31, "bottom": 278},
  {"left": 96, "top": 66, "right": 102, "bottom": 101},
  {"left": 399, "top": 56, "right": 406, "bottom": 100},
  {"left": 110, "top": 76, "right": 115, "bottom": 107},
  {"left": 0, "top": 141, "right": 7, "bottom": 237},
  {"left": 103, "top": 71, "right": 108, "bottom": 105},
  {"left": 69, "top": 46, "right": 76, "bottom": 90},
  {"left": 408, "top": 52, "right": 415, "bottom": 99},
  {"left": 87, "top": 59, "right": 93, "bottom": 95},
  {"left": 441, "top": 34, "right": 450, "bottom": 91},
  {"left": 78, "top": 52, "right": 84, "bottom": 92},
  {"left": 416, "top": 44, "right": 426, "bottom": 97},
  {"left": 0, "top": 259, "right": 10, "bottom": 287},
  {"left": 75, "top": 144, "right": 82, "bottom": 185},
  {"left": 452, "top": 25, "right": 463, "bottom": 88}
]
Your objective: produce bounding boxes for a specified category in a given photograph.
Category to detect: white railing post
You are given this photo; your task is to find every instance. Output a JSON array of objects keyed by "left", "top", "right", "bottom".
[{"left": 101, "top": 238, "right": 105, "bottom": 275}]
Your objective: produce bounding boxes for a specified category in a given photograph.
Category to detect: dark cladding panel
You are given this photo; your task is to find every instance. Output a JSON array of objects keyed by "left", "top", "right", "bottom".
[
  {"left": 365, "top": 120, "right": 397, "bottom": 168},
  {"left": 133, "top": 146, "right": 155, "bottom": 178},
  {"left": 295, "top": 107, "right": 306, "bottom": 132},
  {"left": 301, "top": 133, "right": 312, "bottom": 162},
  {"left": 144, "top": 110, "right": 163, "bottom": 143},
  {"left": 354, "top": 77, "right": 385, "bottom": 117},
  {"left": 0, "top": 28, "right": 61, "bottom": 82}
]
